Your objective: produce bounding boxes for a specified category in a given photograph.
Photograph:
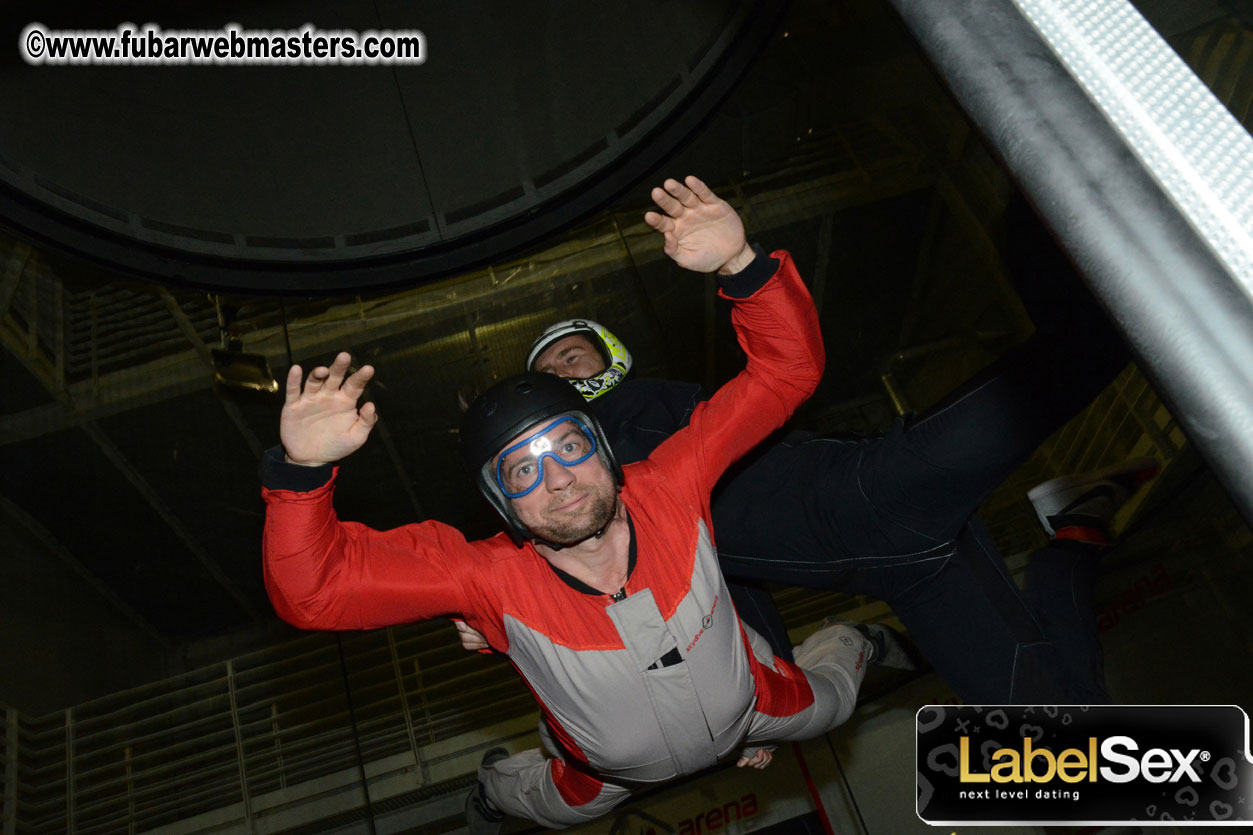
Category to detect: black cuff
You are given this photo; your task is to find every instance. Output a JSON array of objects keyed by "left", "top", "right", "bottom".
[
  {"left": 260, "top": 445, "right": 334, "bottom": 492},
  {"left": 717, "top": 244, "right": 778, "bottom": 299}
]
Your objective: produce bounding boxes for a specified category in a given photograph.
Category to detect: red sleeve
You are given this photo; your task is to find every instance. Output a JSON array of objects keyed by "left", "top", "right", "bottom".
[
  {"left": 646, "top": 249, "right": 823, "bottom": 500},
  {"left": 261, "top": 473, "right": 483, "bottom": 632}
]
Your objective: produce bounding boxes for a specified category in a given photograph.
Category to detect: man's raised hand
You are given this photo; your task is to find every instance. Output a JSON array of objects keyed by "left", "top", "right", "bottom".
[
  {"left": 643, "top": 175, "right": 756, "bottom": 275},
  {"left": 280, "top": 352, "right": 379, "bottom": 467}
]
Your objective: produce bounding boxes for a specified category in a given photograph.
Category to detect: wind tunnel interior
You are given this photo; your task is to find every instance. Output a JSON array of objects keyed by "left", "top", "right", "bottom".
[{"left": 0, "top": 0, "right": 1250, "bottom": 833}]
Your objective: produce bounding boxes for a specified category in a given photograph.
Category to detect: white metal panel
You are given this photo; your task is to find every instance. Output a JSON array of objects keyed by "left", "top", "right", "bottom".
[{"left": 1013, "top": 0, "right": 1253, "bottom": 298}]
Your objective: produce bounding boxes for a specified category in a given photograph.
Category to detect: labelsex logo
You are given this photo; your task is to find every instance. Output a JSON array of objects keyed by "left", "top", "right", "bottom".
[{"left": 960, "top": 736, "right": 1206, "bottom": 784}]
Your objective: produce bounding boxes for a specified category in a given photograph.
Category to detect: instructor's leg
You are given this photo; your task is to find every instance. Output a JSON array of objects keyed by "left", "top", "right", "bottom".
[
  {"left": 880, "top": 521, "right": 1088, "bottom": 703},
  {"left": 1021, "top": 540, "right": 1109, "bottom": 703},
  {"left": 851, "top": 193, "right": 1132, "bottom": 549}
]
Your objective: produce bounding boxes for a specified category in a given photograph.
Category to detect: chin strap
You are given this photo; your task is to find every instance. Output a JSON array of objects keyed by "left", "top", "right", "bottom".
[
  {"left": 592, "top": 496, "right": 620, "bottom": 539},
  {"left": 568, "top": 365, "right": 627, "bottom": 401}
]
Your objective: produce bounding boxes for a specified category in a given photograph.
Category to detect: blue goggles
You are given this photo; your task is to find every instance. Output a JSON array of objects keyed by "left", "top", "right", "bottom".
[{"left": 494, "top": 416, "right": 599, "bottom": 499}]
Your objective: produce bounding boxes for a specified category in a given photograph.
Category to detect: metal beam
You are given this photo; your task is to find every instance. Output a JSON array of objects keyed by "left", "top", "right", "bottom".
[
  {"left": 809, "top": 213, "right": 833, "bottom": 316},
  {"left": 0, "top": 242, "right": 30, "bottom": 323},
  {"left": 23, "top": 266, "right": 36, "bottom": 359},
  {"left": 0, "top": 316, "right": 73, "bottom": 410},
  {"left": 932, "top": 173, "right": 1033, "bottom": 337},
  {"left": 79, "top": 422, "right": 263, "bottom": 621},
  {"left": 0, "top": 309, "right": 261, "bottom": 621},
  {"left": 159, "top": 290, "right": 265, "bottom": 460},
  {"left": 895, "top": 191, "right": 945, "bottom": 352},
  {"left": 53, "top": 274, "right": 65, "bottom": 394},
  {"left": 0, "top": 495, "right": 169, "bottom": 647},
  {"left": 373, "top": 419, "right": 426, "bottom": 521},
  {"left": 888, "top": 0, "right": 1253, "bottom": 526},
  {"left": 3, "top": 709, "right": 15, "bottom": 835}
]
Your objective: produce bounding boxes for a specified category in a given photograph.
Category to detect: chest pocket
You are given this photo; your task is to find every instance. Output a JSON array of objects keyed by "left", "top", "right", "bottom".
[{"left": 607, "top": 589, "right": 719, "bottom": 773}]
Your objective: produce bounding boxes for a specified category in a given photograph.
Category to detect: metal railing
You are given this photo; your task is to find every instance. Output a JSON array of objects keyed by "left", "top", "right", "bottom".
[
  {"left": 1, "top": 584, "right": 870, "bottom": 835},
  {"left": 3, "top": 621, "right": 537, "bottom": 834}
]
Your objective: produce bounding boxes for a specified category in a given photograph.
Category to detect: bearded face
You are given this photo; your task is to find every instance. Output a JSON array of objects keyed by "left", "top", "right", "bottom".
[
  {"left": 496, "top": 418, "right": 618, "bottom": 546},
  {"left": 514, "top": 480, "right": 618, "bottom": 546}
]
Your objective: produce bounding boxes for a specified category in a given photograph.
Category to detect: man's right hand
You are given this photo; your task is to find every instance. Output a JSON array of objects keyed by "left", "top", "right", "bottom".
[{"left": 280, "top": 352, "right": 379, "bottom": 467}]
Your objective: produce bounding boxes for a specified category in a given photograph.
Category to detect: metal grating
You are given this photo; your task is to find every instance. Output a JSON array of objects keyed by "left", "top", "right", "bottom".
[{"left": 4, "top": 622, "right": 531, "bottom": 834}]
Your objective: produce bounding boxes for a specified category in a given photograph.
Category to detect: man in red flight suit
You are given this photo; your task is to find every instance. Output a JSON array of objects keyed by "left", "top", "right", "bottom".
[{"left": 260, "top": 177, "right": 877, "bottom": 830}]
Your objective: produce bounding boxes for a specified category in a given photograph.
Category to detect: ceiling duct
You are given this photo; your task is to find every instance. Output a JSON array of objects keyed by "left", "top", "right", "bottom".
[{"left": 0, "top": 0, "right": 787, "bottom": 293}]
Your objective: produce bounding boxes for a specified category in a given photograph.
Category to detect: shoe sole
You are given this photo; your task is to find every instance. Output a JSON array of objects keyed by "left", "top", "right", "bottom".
[
  {"left": 1027, "top": 457, "right": 1160, "bottom": 536},
  {"left": 1027, "top": 456, "right": 1161, "bottom": 504}
]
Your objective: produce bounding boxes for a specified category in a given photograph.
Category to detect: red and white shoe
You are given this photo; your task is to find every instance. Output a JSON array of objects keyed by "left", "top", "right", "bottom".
[{"left": 1027, "top": 457, "right": 1161, "bottom": 542}]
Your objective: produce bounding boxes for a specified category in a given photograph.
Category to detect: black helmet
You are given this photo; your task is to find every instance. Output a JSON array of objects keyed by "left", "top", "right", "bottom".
[{"left": 460, "top": 372, "right": 622, "bottom": 544}]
